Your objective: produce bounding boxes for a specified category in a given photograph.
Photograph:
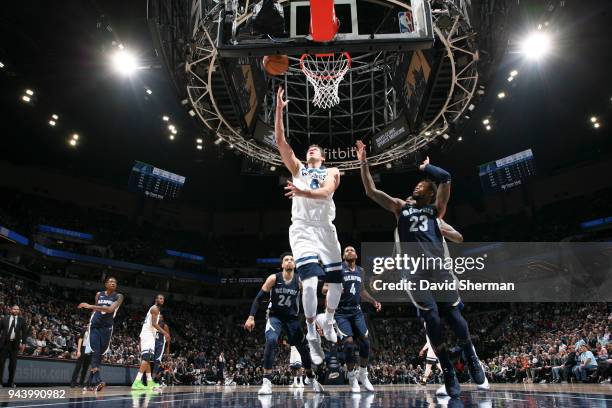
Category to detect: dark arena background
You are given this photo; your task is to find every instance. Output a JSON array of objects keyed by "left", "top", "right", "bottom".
[{"left": 0, "top": 0, "right": 611, "bottom": 407}]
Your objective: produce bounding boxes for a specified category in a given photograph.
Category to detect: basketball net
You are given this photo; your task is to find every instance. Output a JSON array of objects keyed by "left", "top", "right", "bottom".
[{"left": 300, "top": 52, "right": 351, "bottom": 109}]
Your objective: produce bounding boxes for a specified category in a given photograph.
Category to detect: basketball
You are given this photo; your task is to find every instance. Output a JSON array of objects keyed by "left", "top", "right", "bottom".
[{"left": 263, "top": 55, "right": 289, "bottom": 76}]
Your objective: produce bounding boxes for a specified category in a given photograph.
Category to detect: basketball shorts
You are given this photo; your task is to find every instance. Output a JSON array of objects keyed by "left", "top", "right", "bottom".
[
  {"left": 289, "top": 222, "right": 342, "bottom": 283},
  {"left": 140, "top": 332, "right": 156, "bottom": 355},
  {"left": 154, "top": 339, "right": 165, "bottom": 361},
  {"left": 265, "top": 316, "right": 304, "bottom": 346},
  {"left": 335, "top": 309, "right": 368, "bottom": 340},
  {"left": 290, "top": 346, "right": 302, "bottom": 368}
]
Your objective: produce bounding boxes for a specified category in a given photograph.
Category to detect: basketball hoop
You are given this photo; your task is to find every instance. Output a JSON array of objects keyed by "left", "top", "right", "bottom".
[{"left": 300, "top": 52, "right": 351, "bottom": 109}]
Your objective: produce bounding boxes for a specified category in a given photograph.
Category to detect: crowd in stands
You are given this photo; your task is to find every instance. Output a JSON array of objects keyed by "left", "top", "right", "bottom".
[{"left": 2, "top": 269, "right": 610, "bottom": 386}]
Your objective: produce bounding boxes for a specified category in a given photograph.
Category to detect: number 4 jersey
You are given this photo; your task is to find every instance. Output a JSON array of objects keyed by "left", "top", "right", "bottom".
[
  {"left": 337, "top": 263, "right": 363, "bottom": 314},
  {"left": 397, "top": 203, "right": 445, "bottom": 258}
]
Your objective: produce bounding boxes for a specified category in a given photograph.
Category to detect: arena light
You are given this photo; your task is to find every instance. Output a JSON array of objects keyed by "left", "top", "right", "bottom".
[
  {"left": 145, "top": 88, "right": 153, "bottom": 95},
  {"left": 520, "top": 31, "right": 552, "bottom": 60},
  {"left": 507, "top": 76, "right": 514, "bottom": 82},
  {"left": 0, "top": 61, "right": 4, "bottom": 68},
  {"left": 168, "top": 124, "right": 175, "bottom": 131},
  {"left": 385, "top": 163, "right": 392, "bottom": 169},
  {"left": 21, "top": 95, "right": 31, "bottom": 102},
  {"left": 270, "top": 166, "right": 276, "bottom": 171},
  {"left": 482, "top": 119, "right": 490, "bottom": 125},
  {"left": 69, "top": 139, "right": 77, "bottom": 147},
  {"left": 458, "top": 136, "right": 463, "bottom": 141},
  {"left": 188, "top": 109, "right": 196, "bottom": 117},
  {"left": 196, "top": 145, "right": 203, "bottom": 150},
  {"left": 25, "top": 89, "right": 34, "bottom": 96},
  {"left": 497, "top": 92, "right": 506, "bottom": 99},
  {"left": 590, "top": 116, "right": 597, "bottom": 123},
  {"left": 169, "top": 135, "right": 175, "bottom": 140},
  {"left": 72, "top": 133, "right": 79, "bottom": 140},
  {"left": 229, "top": 144, "right": 234, "bottom": 149},
  {"left": 48, "top": 120, "right": 56, "bottom": 126},
  {"left": 111, "top": 49, "right": 138, "bottom": 75},
  {"left": 424, "top": 131, "right": 431, "bottom": 136},
  {"left": 52, "top": 114, "right": 59, "bottom": 120},
  {"left": 593, "top": 123, "right": 600, "bottom": 129},
  {"left": 485, "top": 125, "right": 492, "bottom": 131},
  {"left": 214, "top": 138, "right": 223, "bottom": 145},
  {"left": 196, "top": 138, "right": 203, "bottom": 144},
  {"left": 510, "top": 70, "right": 518, "bottom": 77},
  {"left": 171, "top": 128, "right": 177, "bottom": 135},
  {"left": 442, "top": 133, "right": 450, "bottom": 140},
  {"left": 162, "top": 115, "right": 169, "bottom": 121}
]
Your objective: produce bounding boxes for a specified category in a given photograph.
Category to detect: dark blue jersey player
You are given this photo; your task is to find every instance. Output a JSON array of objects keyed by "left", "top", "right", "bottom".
[
  {"left": 244, "top": 252, "right": 323, "bottom": 395},
  {"left": 357, "top": 142, "right": 489, "bottom": 398},
  {"left": 78, "top": 276, "right": 124, "bottom": 391},
  {"left": 324, "top": 245, "right": 381, "bottom": 393}
]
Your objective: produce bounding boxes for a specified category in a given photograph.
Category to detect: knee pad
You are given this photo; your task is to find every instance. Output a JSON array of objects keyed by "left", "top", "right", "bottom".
[
  {"left": 357, "top": 337, "right": 370, "bottom": 359},
  {"left": 141, "top": 352, "right": 155, "bottom": 362}
]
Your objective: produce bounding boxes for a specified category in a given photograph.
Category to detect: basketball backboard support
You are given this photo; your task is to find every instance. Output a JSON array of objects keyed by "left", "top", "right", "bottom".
[{"left": 216, "top": 0, "right": 434, "bottom": 57}]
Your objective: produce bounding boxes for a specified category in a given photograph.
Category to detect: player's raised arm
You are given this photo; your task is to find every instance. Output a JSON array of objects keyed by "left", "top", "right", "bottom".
[
  {"left": 419, "top": 157, "right": 451, "bottom": 219},
  {"left": 275, "top": 86, "right": 301, "bottom": 176},
  {"left": 356, "top": 140, "right": 404, "bottom": 216},
  {"left": 439, "top": 219, "right": 463, "bottom": 243},
  {"left": 244, "top": 274, "right": 276, "bottom": 331}
]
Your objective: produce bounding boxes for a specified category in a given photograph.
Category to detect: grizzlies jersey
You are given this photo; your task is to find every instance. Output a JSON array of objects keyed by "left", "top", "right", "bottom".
[
  {"left": 291, "top": 164, "right": 336, "bottom": 225},
  {"left": 140, "top": 306, "right": 159, "bottom": 338},
  {"left": 90, "top": 291, "right": 121, "bottom": 329},
  {"left": 155, "top": 320, "right": 166, "bottom": 343},
  {"left": 338, "top": 263, "right": 363, "bottom": 313},
  {"left": 397, "top": 204, "right": 444, "bottom": 258},
  {"left": 268, "top": 272, "right": 300, "bottom": 318}
]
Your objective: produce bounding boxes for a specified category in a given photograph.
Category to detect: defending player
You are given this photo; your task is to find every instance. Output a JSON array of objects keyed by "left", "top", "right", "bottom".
[
  {"left": 152, "top": 314, "right": 170, "bottom": 385},
  {"left": 77, "top": 276, "right": 124, "bottom": 391},
  {"left": 275, "top": 86, "right": 344, "bottom": 362},
  {"left": 356, "top": 141, "right": 488, "bottom": 398},
  {"left": 244, "top": 252, "right": 324, "bottom": 395},
  {"left": 323, "top": 245, "right": 381, "bottom": 393},
  {"left": 132, "top": 294, "right": 170, "bottom": 390}
]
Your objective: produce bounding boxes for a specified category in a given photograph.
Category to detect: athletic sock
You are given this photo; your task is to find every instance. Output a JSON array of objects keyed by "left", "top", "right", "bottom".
[
  {"left": 307, "top": 321, "right": 317, "bottom": 338},
  {"left": 146, "top": 373, "right": 153, "bottom": 382},
  {"left": 324, "top": 310, "right": 335, "bottom": 324},
  {"left": 135, "top": 372, "right": 143, "bottom": 381}
]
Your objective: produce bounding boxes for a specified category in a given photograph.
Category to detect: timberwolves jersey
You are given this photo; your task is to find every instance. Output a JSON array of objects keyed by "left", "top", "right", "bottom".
[
  {"left": 397, "top": 203, "right": 444, "bottom": 258},
  {"left": 338, "top": 263, "right": 363, "bottom": 313},
  {"left": 268, "top": 272, "right": 300, "bottom": 318},
  {"left": 140, "top": 306, "right": 159, "bottom": 338},
  {"left": 291, "top": 164, "right": 336, "bottom": 225},
  {"left": 90, "top": 291, "right": 121, "bottom": 328}
]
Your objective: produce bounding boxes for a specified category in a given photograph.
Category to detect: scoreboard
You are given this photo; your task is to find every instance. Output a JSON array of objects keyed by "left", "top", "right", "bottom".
[
  {"left": 478, "top": 149, "right": 535, "bottom": 193},
  {"left": 128, "top": 161, "right": 186, "bottom": 200}
]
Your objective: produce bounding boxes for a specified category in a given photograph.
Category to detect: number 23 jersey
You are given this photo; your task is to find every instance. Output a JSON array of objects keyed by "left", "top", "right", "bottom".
[{"left": 397, "top": 203, "right": 444, "bottom": 258}]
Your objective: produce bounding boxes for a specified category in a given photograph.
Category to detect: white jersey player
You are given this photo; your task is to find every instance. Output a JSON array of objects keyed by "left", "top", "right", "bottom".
[
  {"left": 132, "top": 294, "right": 170, "bottom": 390},
  {"left": 275, "top": 86, "right": 344, "bottom": 364}
]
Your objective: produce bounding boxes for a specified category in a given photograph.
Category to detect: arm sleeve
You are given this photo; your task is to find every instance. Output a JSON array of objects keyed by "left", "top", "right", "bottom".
[
  {"left": 423, "top": 164, "right": 451, "bottom": 183},
  {"left": 249, "top": 290, "right": 267, "bottom": 317}
]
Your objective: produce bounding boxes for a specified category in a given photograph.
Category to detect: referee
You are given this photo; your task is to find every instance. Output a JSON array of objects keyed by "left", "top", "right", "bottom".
[{"left": 70, "top": 325, "right": 92, "bottom": 388}]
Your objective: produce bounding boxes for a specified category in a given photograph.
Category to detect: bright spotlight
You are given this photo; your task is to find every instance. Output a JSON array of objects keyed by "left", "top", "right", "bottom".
[
  {"left": 162, "top": 115, "right": 169, "bottom": 122},
  {"left": 169, "top": 135, "right": 175, "bottom": 140},
  {"left": 497, "top": 92, "right": 506, "bottom": 99},
  {"left": 69, "top": 139, "right": 77, "bottom": 147},
  {"left": 590, "top": 116, "right": 597, "bottom": 123},
  {"left": 458, "top": 136, "right": 463, "bottom": 141},
  {"left": 485, "top": 125, "right": 492, "bottom": 131},
  {"left": 214, "top": 138, "right": 223, "bottom": 145},
  {"left": 188, "top": 110, "right": 196, "bottom": 117},
  {"left": 49, "top": 120, "right": 56, "bottom": 126},
  {"left": 25, "top": 89, "right": 34, "bottom": 96},
  {"left": 21, "top": 95, "right": 31, "bottom": 102},
  {"left": 72, "top": 134, "right": 79, "bottom": 140},
  {"left": 197, "top": 145, "right": 203, "bottom": 150},
  {"left": 482, "top": 119, "right": 490, "bottom": 125},
  {"left": 111, "top": 50, "right": 138, "bottom": 75},
  {"left": 270, "top": 166, "right": 276, "bottom": 171},
  {"left": 145, "top": 88, "right": 152, "bottom": 95},
  {"left": 593, "top": 123, "right": 600, "bottom": 129},
  {"left": 442, "top": 133, "right": 450, "bottom": 140},
  {"left": 52, "top": 114, "right": 59, "bottom": 120},
  {"left": 507, "top": 76, "right": 514, "bottom": 82},
  {"left": 424, "top": 131, "right": 431, "bottom": 136},
  {"left": 168, "top": 125, "right": 175, "bottom": 131},
  {"left": 520, "top": 32, "right": 552, "bottom": 60},
  {"left": 385, "top": 163, "right": 392, "bottom": 169},
  {"left": 510, "top": 70, "right": 518, "bottom": 77},
  {"left": 229, "top": 144, "right": 234, "bottom": 149},
  {"left": 0, "top": 61, "right": 4, "bottom": 68},
  {"left": 196, "top": 138, "right": 203, "bottom": 144},
  {"left": 171, "top": 128, "right": 177, "bottom": 135}
]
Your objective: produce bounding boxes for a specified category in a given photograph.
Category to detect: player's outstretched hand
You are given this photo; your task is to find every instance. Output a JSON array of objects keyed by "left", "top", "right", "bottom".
[
  {"left": 355, "top": 140, "right": 367, "bottom": 162},
  {"left": 285, "top": 180, "right": 304, "bottom": 198},
  {"left": 77, "top": 302, "right": 89, "bottom": 309},
  {"left": 276, "top": 86, "right": 289, "bottom": 111},
  {"left": 418, "top": 156, "right": 430, "bottom": 171},
  {"left": 373, "top": 301, "right": 382, "bottom": 312},
  {"left": 244, "top": 317, "right": 255, "bottom": 332}
]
